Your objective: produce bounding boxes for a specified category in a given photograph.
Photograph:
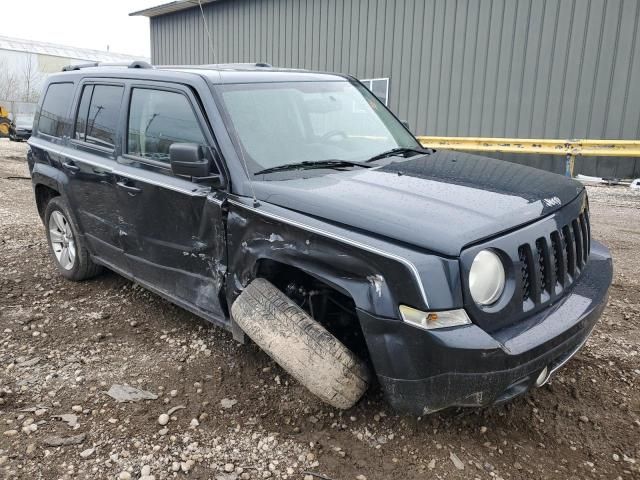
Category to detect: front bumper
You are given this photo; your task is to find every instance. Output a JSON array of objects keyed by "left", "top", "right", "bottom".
[
  {"left": 358, "top": 240, "right": 612, "bottom": 415},
  {"left": 11, "top": 130, "right": 31, "bottom": 140}
]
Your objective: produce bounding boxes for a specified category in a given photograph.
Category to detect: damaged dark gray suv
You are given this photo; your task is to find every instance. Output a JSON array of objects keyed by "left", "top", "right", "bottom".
[{"left": 27, "top": 62, "right": 612, "bottom": 414}]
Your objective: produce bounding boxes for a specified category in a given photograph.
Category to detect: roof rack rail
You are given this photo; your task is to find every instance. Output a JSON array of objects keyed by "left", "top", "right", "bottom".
[
  {"left": 62, "top": 62, "right": 99, "bottom": 71},
  {"left": 193, "top": 62, "right": 273, "bottom": 69},
  {"left": 61, "top": 60, "right": 153, "bottom": 72}
]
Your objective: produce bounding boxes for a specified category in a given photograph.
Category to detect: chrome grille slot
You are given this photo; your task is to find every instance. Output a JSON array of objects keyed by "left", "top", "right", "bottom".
[
  {"left": 563, "top": 224, "right": 576, "bottom": 278},
  {"left": 579, "top": 212, "right": 589, "bottom": 262},
  {"left": 584, "top": 209, "right": 591, "bottom": 254},
  {"left": 572, "top": 219, "right": 584, "bottom": 270}
]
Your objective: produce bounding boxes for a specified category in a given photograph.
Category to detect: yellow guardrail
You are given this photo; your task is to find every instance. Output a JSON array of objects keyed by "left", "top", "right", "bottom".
[{"left": 416, "top": 136, "right": 640, "bottom": 177}]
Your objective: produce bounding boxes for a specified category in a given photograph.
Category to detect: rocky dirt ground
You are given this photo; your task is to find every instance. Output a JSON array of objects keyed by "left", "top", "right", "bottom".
[{"left": 0, "top": 138, "right": 638, "bottom": 480}]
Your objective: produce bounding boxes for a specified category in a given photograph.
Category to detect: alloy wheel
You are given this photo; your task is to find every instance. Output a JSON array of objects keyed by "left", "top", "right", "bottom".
[{"left": 49, "top": 211, "right": 76, "bottom": 270}]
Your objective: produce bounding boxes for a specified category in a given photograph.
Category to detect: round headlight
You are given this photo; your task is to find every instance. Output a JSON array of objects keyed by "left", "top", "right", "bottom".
[{"left": 469, "top": 250, "right": 505, "bottom": 306}]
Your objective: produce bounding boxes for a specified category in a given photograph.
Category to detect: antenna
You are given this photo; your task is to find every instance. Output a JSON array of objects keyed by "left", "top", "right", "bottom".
[
  {"left": 198, "top": 0, "right": 215, "bottom": 63},
  {"left": 197, "top": 0, "right": 259, "bottom": 207}
]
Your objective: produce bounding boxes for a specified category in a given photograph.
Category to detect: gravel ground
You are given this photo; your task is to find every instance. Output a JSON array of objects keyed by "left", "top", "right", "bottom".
[{"left": 0, "top": 138, "right": 638, "bottom": 480}]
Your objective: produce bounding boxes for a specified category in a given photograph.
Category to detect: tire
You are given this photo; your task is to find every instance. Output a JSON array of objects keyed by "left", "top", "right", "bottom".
[
  {"left": 231, "top": 278, "right": 370, "bottom": 409},
  {"left": 0, "top": 118, "right": 10, "bottom": 138},
  {"left": 44, "top": 197, "right": 103, "bottom": 281}
]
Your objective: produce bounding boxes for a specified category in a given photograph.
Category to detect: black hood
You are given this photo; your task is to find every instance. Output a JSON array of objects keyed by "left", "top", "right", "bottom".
[{"left": 252, "top": 151, "right": 584, "bottom": 256}]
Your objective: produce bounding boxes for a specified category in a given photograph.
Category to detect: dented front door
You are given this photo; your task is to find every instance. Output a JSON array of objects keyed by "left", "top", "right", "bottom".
[
  {"left": 114, "top": 82, "right": 228, "bottom": 324},
  {"left": 116, "top": 167, "right": 228, "bottom": 323}
]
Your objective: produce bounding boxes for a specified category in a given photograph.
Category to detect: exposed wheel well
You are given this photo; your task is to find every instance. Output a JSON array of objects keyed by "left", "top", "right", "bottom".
[
  {"left": 35, "top": 184, "right": 60, "bottom": 220},
  {"left": 255, "top": 259, "right": 372, "bottom": 365}
]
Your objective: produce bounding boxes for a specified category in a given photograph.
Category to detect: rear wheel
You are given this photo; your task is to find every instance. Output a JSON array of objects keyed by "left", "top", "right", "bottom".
[
  {"left": 44, "top": 197, "right": 103, "bottom": 281},
  {"left": 231, "top": 278, "right": 370, "bottom": 409},
  {"left": 0, "top": 118, "right": 10, "bottom": 138}
]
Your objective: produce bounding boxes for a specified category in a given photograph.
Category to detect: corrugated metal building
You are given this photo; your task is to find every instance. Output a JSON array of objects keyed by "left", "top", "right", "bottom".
[{"left": 133, "top": 0, "right": 640, "bottom": 177}]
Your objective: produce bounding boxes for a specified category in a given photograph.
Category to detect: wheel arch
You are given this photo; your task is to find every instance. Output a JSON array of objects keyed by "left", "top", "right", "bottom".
[
  {"left": 229, "top": 244, "right": 400, "bottom": 318},
  {"left": 31, "top": 164, "right": 73, "bottom": 222},
  {"left": 226, "top": 206, "right": 402, "bottom": 319},
  {"left": 255, "top": 258, "right": 358, "bottom": 301},
  {"left": 34, "top": 183, "right": 61, "bottom": 220}
]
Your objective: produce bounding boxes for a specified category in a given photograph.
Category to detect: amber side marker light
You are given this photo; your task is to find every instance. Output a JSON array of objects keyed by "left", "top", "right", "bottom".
[{"left": 399, "top": 305, "right": 471, "bottom": 330}]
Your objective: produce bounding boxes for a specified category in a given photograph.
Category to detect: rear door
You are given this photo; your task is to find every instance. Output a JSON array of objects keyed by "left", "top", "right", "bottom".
[
  {"left": 29, "top": 81, "right": 75, "bottom": 186},
  {"left": 115, "top": 82, "right": 228, "bottom": 323},
  {"left": 64, "top": 81, "right": 127, "bottom": 269}
]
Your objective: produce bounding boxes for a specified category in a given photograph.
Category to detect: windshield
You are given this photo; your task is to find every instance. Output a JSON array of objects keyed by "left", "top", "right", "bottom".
[
  {"left": 14, "top": 115, "right": 34, "bottom": 128},
  {"left": 215, "top": 80, "right": 420, "bottom": 175}
]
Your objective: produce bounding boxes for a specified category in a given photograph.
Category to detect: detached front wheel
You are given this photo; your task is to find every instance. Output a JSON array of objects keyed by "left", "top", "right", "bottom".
[{"left": 231, "top": 278, "right": 370, "bottom": 409}]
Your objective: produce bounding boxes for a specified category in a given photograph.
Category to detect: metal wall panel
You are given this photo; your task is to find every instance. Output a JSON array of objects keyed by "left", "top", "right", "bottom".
[{"left": 150, "top": 0, "right": 640, "bottom": 177}]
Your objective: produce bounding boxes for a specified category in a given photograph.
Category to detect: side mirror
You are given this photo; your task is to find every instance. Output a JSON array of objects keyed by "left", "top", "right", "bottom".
[
  {"left": 401, "top": 120, "right": 411, "bottom": 131},
  {"left": 170, "top": 143, "right": 210, "bottom": 178}
]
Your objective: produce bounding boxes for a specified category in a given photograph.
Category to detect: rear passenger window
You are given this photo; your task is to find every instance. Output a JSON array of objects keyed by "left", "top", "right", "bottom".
[
  {"left": 38, "top": 83, "right": 74, "bottom": 137},
  {"left": 74, "top": 84, "right": 123, "bottom": 149},
  {"left": 127, "top": 88, "right": 206, "bottom": 163}
]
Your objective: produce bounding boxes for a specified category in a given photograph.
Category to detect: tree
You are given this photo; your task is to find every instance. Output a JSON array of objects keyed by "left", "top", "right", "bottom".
[
  {"left": 0, "top": 59, "right": 21, "bottom": 103},
  {"left": 20, "top": 54, "right": 42, "bottom": 102}
]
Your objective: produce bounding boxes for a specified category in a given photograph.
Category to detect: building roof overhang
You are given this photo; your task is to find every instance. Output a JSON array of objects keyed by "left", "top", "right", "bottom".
[{"left": 130, "top": 0, "right": 219, "bottom": 18}]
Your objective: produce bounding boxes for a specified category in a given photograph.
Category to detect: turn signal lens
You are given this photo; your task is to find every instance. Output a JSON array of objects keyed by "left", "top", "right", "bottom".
[{"left": 399, "top": 305, "right": 471, "bottom": 330}]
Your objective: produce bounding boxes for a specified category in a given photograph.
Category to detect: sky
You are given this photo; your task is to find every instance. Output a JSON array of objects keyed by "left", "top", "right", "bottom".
[{"left": 2, "top": 0, "right": 162, "bottom": 58}]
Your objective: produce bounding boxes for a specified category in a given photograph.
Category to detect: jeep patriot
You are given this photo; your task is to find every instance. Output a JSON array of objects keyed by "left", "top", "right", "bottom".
[{"left": 27, "top": 62, "right": 612, "bottom": 414}]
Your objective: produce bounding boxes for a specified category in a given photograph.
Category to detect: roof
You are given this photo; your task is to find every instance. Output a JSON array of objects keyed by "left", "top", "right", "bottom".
[
  {"left": 48, "top": 63, "right": 348, "bottom": 85},
  {"left": 182, "top": 65, "right": 348, "bottom": 84},
  {"left": 0, "top": 35, "right": 147, "bottom": 63},
  {"left": 130, "top": 0, "right": 218, "bottom": 18}
]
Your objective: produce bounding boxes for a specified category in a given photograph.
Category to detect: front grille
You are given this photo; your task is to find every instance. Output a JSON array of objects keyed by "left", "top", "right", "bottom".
[{"left": 518, "top": 208, "right": 590, "bottom": 308}]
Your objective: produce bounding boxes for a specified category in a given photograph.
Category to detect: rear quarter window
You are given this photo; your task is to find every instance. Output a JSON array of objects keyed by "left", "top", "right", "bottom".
[{"left": 37, "top": 83, "right": 75, "bottom": 137}]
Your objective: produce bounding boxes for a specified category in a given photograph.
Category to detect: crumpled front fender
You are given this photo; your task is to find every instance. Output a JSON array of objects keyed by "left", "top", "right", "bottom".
[{"left": 225, "top": 198, "right": 463, "bottom": 317}]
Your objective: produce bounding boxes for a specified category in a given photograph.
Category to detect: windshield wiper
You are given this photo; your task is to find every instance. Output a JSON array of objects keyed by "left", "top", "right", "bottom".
[
  {"left": 366, "top": 147, "right": 430, "bottom": 163},
  {"left": 254, "top": 159, "right": 373, "bottom": 176}
]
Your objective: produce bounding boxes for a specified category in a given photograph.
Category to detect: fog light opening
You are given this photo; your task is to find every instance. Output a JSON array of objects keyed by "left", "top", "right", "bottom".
[{"left": 535, "top": 366, "right": 549, "bottom": 387}]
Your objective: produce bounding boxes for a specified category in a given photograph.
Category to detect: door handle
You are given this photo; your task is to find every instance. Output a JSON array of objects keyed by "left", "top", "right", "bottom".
[
  {"left": 63, "top": 161, "right": 80, "bottom": 173},
  {"left": 116, "top": 180, "right": 142, "bottom": 196}
]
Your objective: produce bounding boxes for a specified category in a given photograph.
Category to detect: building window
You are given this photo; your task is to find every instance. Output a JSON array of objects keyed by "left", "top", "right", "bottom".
[{"left": 360, "top": 78, "right": 389, "bottom": 106}]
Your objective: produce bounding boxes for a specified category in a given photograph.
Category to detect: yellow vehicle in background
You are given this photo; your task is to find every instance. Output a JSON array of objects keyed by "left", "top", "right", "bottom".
[{"left": 0, "top": 105, "right": 11, "bottom": 138}]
